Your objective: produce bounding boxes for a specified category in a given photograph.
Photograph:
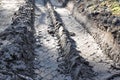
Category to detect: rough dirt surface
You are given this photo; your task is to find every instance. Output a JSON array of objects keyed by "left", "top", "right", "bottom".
[
  {"left": 34, "top": 0, "right": 71, "bottom": 80},
  {"left": 55, "top": 7, "right": 120, "bottom": 80},
  {"left": 71, "top": 0, "right": 120, "bottom": 66},
  {"left": 0, "top": 0, "right": 120, "bottom": 80},
  {"left": 0, "top": 0, "right": 35, "bottom": 80},
  {"left": 0, "top": 0, "right": 25, "bottom": 32}
]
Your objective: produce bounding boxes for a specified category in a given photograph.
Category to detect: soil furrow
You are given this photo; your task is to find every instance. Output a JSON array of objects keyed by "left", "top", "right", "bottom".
[
  {"left": 0, "top": 0, "right": 35, "bottom": 79},
  {"left": 55, "top": 7, "right": 120, "bottom": 80}
]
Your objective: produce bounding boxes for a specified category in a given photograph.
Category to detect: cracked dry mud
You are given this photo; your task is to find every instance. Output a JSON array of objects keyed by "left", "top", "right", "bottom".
[{"left": 0, "top": 0, "right": 120, "bottom": 80}]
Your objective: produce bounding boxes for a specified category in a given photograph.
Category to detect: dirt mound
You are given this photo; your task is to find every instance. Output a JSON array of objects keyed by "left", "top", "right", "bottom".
[
  {"left": 68, "top": 0, "right": 120, "bottom": 67},
  {"left": 47, "top": 1, "right": 95, "bottom": 80},
  {"left": 0, "top": 0, "right": 35, "bottom": 79}
]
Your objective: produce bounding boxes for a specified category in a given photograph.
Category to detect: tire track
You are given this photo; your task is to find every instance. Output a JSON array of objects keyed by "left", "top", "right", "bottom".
[
  {"left": 34, "top": 0, "right": 69, "bottom": 80},
  {"left": 46, "top": 1, "right": 95, "bottom": 80},
  {"left": 55, "top": 8, "right": 120, "bottom": 80}
]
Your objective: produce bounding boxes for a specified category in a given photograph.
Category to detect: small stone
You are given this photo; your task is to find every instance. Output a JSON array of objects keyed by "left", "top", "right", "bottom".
[
  {"left": 35, "top": 58, "right": 37, "bottom": 60},
  {"left": 36, "top": 39, "right": 39, "bottom": 42},
  {"left": 112, "top": 18, "right": 119, "bottom": 25},
  {"left": 35, "top": 69, "right": 40, "bottom": 74},
  {"left": 56, "top": 40, "right": 60, "bottom": 43},
  {"left": 65, "top": 76, "right": 72, "bottom": 80},
  {"left": 46, "top": 74, "right": 53, "bottom": 80},
  {"left": 54, "top": 37, "right": 58, "bottom": 40},
  {"left": 56, "top": 46, "right": 60, "bottom": 49},
  {"left": 69, "top": 32, "right": 76, "bottom": 36}
]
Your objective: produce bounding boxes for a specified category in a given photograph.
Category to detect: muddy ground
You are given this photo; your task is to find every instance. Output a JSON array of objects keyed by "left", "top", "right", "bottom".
[{"left": 0, "top": 0, "right": 120, "bottom": 80}]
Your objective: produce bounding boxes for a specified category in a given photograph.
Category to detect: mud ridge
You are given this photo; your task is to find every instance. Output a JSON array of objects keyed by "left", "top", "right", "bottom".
[
  {"left": 67, "top": 1, "right": 120, "bottom": 68},
  {"left": 47, "top": 1, "right": 95, "bottom": 80},
  {"left": 0, "top": 0, "right": 35, "bottom": 80}
]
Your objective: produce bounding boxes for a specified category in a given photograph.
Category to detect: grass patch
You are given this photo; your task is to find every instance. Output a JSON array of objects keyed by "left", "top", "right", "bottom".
[
  {"left": 110, "top": 2, "right": 120, "bottom": 15},
  {"left": 87, "top": 0, "right": 120, "bottom": 15},
  {"left": 77, "top": 0, "right": 120, "bottom": 16},
  {"left": 100, "top": 0, "right": 120, "bottom": 15}
]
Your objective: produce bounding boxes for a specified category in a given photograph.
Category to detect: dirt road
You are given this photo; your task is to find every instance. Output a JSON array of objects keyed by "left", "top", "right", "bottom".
[
  {"left": 0, "top": 0, "right": 120, "bottom": 80},
  {"left": 55, "top": 7, "right": 120, "bottom": 80}
]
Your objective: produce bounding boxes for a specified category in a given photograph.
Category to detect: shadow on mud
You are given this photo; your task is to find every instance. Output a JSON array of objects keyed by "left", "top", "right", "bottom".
[{"left": 54, "top": 11, "right": 96, "bottom": 80}]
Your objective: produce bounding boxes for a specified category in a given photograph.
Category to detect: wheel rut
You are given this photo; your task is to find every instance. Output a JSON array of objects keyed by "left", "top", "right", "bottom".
[
  {"left": 34, "top": 0, "right": 70, "bottom": 80},
  {"left": 0, "top": 0, "right": 119, "bottom": 80},
  {"left": 34, "top": 1, "right": 117, "bottom": 80},
  {"left": 55, "top": 8, "right": 120, "bottom": 80}
]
